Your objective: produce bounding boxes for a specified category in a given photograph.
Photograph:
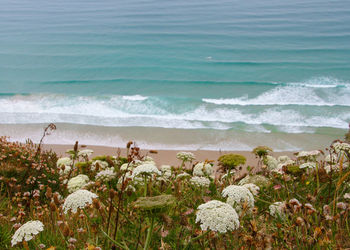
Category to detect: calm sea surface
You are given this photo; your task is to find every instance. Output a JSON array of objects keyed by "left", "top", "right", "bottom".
[{"left": 0, "top": 0, "right": 349, "bottom": 150}]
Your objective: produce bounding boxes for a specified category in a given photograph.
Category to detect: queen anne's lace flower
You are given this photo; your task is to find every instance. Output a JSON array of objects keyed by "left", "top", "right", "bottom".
[
  {"left": 176, "top": 152, "right": 195, "bottom": 162},
  {"left": 193, "top": 162, "right": 213, "bottom": 177},
  {"left": 57, "top": 157, "right": 72, "bottom": 168},
  {"left": 222, "top": 185, "right": 254, "bottom": 213},
  {"left": 91, "top": 160, "right": 109, "bottom": 171},
  {"left": 278, "top": 155, "right": 291, "bottom": 163},
  {"left": 11, "top": 220, "right": 44, "bottom": 246},
  {"left": 264, "top": 155, "right": 278, "bottom": 170},
  {"left": 78, "top": 149, "right": 93, "bottom": 157},
  {"left": 195, "top": 200, "right": 240, "bottom": 233},
  {"left": 132, "top": 163, "right": 161, "bottom": 178},
  {"left": 297, "top": 150, "right": 320, "bottom": 159},
  {"left": 95, "top": 168, "right": 116, "bottom": 182},
  {"left": 238, "top": 175, "right": 270, "bottom": 188},
  {"left": 269, "top": 201, "right": 286, "bottom": 219},
  {"left": 62, "top": 190, "right": 98, "bottom": 214},
  {"left": 67, "top": 174, "right": 89, "bottom": 193},
  {"left": 325, "top": 154, "right": 337, "bottom": 164},
  {"left": 176, "top": 172, "right": 191, "bottom": 180},
  {"left": 59, "top": 165, "right": 72, "bottom": 176},
  {"left": 190, "top": 176, "right": 210, "bottom": 187},
  {"left": 241, "top": 183, "right": 260, "bottom": 195},
  {"left": 299, "top": 162, "right": 316, "bottom": 169},
  {"left": 333, "top": 142, "right": 350, "bottom": 153},
  {"left": 160, "top": 165, "right": 172, "bottom": 179}
]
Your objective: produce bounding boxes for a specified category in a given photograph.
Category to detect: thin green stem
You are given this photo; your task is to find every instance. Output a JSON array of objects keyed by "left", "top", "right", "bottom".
[{"left": 143, "top": 216, "right": 155, "bottom": 250}]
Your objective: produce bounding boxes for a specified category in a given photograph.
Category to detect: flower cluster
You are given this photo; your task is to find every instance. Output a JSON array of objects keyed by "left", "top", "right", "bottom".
[
  {"left": 95, "top": 168, "right": 116, "bottom": 182},
  {"left": 77, "top": 149, "right": 94, "bottom": 157},
  {"left": 62, "top": 189, "right": 98, "bottom": 214},
  {"left": 195, "top": 200, "right": 240, "bottom": 233},
  {"left": 297, "top": 150, "right": 320, "bottom": 159},
  {"left": 11, "top": 220, "right": 44, "bottom": 246},
  {"left": 67, "top": 174, "right": 89, "bottom": 193},
  {"left": 193, "top": 162, "right": 213, "bottom": 177},
  {"left": 269, "top": 201, "right": 286, "bottom": 219},
  {"left": 299, "top": 162, "right": 316, "bottom": 169},
  {"left": 222, "top": 185, "right": 254, "bottom": 213},
  {"left": 176, "top": 152, "right": 195, "bottom": 162},
  {"left": 132, "top": 163, "right": 161, "bottom": 178},
  {"left": 190, "top": 176, "right": 210, "bottom": 187},
  {"left": 333, "top": 142, "right": 350, "bottom": 154},
  {"left": 91, "top": 160, "right": 109, "bottom": 171}
]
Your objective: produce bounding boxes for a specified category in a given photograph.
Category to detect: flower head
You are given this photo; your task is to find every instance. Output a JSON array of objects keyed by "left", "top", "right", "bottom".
[
  {"left": 67, "top": 174, "right": 89, "bottom": 193},
  {"left": 78, "top": 149, "right": 94, "bottom": 158},
  {"left": 95, "top": 168, "right": 116, "bottom": 182},
  {"left": 176, "top": 152, "right": 195, "bottom": 162},
  {"left": 269, "top": 201, "right": 286, "bottom": 219},
  {"left": 190, "top": 176, "right": 210, "bottom": 188},
  {"left": 132, "top": 163, "right": 161, "bottom": 178},
  {"left": 195, "top": 200, "right": 240, "bottom": 233},
  {"left": 11, "top": 220, "right": 44, "bottom": 246},
  {"left": 193, "top": 162, "right": 213, "bottom": 177},
  {"left": 62, "top": 190, "right": 98, "bottom": 214},
  {"left": 91, "top": 160, "right": 109, "bottom": 171},
  {"left": 299, "top": 162, "right": 316, "bottom": 169},
  {"left": 241, "top": 183, "right": 260, "bottom": 195},
  {"left": 57, "top": 157, "right": 72, "bottom": 168},
  {"left": 332, "top": 142, "right": 350, "bottom": 154},
  {"left": 238, "top": 175, "right": 270, "bottom": 188},
  {"left": 222, "top": 185, "right": 254, "bottom": 213}
]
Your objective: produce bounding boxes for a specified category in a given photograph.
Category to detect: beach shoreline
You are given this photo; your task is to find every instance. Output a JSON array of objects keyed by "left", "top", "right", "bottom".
[{"left": 42, "top": 143, "right": 295, "bottom": 168}]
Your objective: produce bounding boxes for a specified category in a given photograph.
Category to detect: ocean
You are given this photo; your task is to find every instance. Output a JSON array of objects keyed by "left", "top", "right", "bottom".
[{"left": 0, "top": 0, "right": 349, "bottom": 151}]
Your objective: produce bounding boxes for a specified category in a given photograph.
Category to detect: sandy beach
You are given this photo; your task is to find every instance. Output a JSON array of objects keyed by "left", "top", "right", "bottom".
[{"left": 43, "top": 143, "right": 295, "bottom": 168}]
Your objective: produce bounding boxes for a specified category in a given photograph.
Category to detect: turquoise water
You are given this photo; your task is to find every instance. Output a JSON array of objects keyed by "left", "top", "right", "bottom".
[{"left": 0, "top": 0, "right": 349, "bottom": 149}]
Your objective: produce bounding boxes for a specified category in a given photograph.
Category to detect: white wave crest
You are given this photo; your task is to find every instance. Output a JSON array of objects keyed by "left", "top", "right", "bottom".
[{"left": 122, "top": 95, "right": 148, "bottom": 101}]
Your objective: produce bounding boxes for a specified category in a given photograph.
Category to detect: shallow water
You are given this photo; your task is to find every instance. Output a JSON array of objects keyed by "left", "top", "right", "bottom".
[{"left": 0, "top": 0, "right": 349, "bottom": 149}]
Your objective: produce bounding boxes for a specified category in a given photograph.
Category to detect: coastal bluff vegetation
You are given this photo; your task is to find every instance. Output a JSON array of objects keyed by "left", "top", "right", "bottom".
[{"left": 0, "top": 124, "right": 350, "bottom": 249}]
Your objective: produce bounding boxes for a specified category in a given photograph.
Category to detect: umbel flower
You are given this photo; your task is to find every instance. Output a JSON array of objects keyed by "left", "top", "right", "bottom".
[
  {"left": 11, "top": 220, "right": 44, "bottom": 246},
  {"left": 332, "top": 142, "right": 350, "bottom": 153},
  {"left": 269, "top": 201, "right": 286, "bottom": 219},
  {"left": 91, "top": 160, "right": 109, "bottom": 171},
  {"left": 176, "top": 152, "right": 195, "bottom": 162},
  {"left": 193, "top": 162, "right": 213, "bottom": 177},
  {"left": 241, "top": 183, "right": 260, "bottom": 196},
  {"left": 195, "top": 200, "right": 240, "bottom": 233},
  {"left": 222, "top": 185, "right": 254, "bottom": 213},
  {"left": 78, "top": 149, "right": 94, "bottom": 157},
  {"left": 132, "top": 163, "right": 161, "bottom": 178},
  {"left": 299, "top": 162, "right": 316, "bottom": 169},
  {"left": 190, "top": 176, "right": 210, "bottom": 188},
  {"left": 67, "top": 174, "right": 89, "bottom": 193},
  {"left": 62, "top": 189, "right": 98, "bottom": 214},
  {"left": 57, "top": 157, "right": 72, "bottom": 167},
  {"left": 95, "top": 168, "right": 116, "bottom": 182}
]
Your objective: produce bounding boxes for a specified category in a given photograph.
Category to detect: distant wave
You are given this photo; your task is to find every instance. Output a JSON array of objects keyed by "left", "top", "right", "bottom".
[
  {"left": 122, "top": 95, "right": 148, "bottom": 101},
  {"left": 203, "top": 77, "right": 350, "bottom": 106},
  {"left": 0, "top": 93, "right": 348, "bottom": 132}
]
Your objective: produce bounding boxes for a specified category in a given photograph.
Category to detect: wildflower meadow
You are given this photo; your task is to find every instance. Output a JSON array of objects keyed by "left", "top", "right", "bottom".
[{"left": 0, "top": 125, "right": 350, "bottom": 249}]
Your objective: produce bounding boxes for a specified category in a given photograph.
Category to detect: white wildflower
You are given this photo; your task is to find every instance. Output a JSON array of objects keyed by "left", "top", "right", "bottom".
[
  {"left": 176, "top": 172, "right": 191, "bottom": 180},
  {"left": 91, "top": 160, "right": 109, "bottom": 171},
  {"left": 344, "top": 193, "right": 350, "bottom": 200},
  {"left": 241, "top": 183, "right": 260, "bottom": 196},
  {"left": 78, "top": 149, "right": 93, "bottom": 157},
  {"left": 160, "top": 165, "right": 172, "bottom": 178},
  {"left": 176, "top": 152, "right": 195, "bottom": 162},
  {"left": 57, "top": 157, "right": 72, "bottom": 167},
  {"left": 195, "top": 200, "right": 240, "bottom": 233},
  {"left": 95, "top": 168, "right": 116, "bottom": 182},
  {"left": 59, "top": 165, "right": 71, "bottom": 176},
  {"left": 278, "top": 155, "right": 291, "bottom": 163},
  {"left": 67, "top": 174, "right": 89, "bottom": 193},
  {"left": 62, "top": 190, "right": 98, "bottom": 214},
  {"left": 120, "top": 163, "right": 133, "bottom": 172},
  {"left": 11, "top": 220, "right": 44, "bottom": 246},
  {"left": 297, "top": 150, "right": 320, "bottom": 159},
  {"left": 132, "top": 163, "right": 161, "bottom": 178},
  {"left": 238, "top": 175, "right": 270, "bottom": 188},
  {"left": 190, "top": 176, "right": 210, "bottom": 188},
  {"left": 269, "top": 201, "right": 286, "bottom": 219},
  {"left": 299, "top": 162, "right": 316, "bottom": 169},
  {"left": 325, "top": 154, "right": 337, "bottom": 164},
  {"left": 332, "top": 142, "right": 350, "bottom": 153},
  {"left": 193, "top": 162, "right": 213, "bottom": 177},
  {"left": 222, "top": 185, "right": 254, "bottom": 213},
  {"left": 221, "top": 170, "right": 236, "bottom": 180},
  {"left": 264, "top": 155, "right": 278, "bottom": 170}
]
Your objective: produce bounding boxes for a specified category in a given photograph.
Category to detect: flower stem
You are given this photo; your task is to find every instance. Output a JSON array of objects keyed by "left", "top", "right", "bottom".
[{"left": 143, "top": 216, "right": 155, "bottom": 250}]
